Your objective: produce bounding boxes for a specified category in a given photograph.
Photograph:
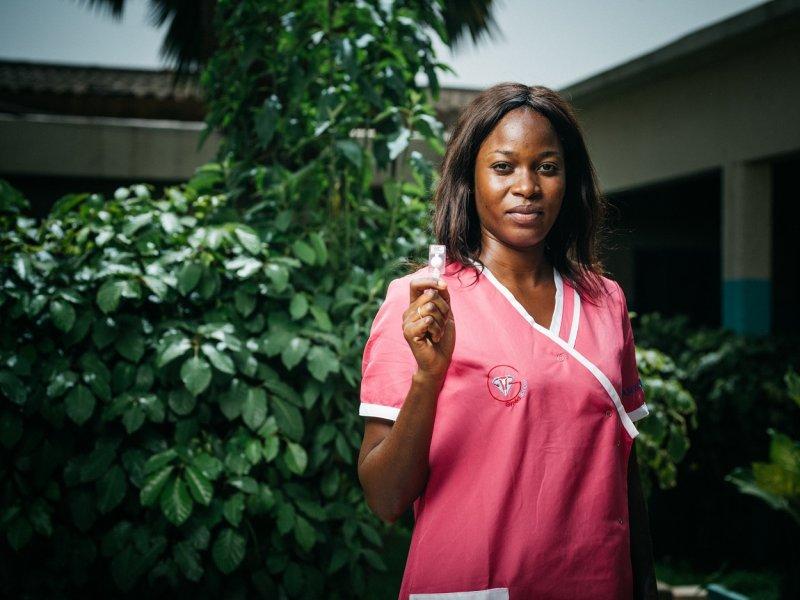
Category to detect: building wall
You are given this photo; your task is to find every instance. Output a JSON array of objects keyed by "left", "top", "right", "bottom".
[
  {"left": 566, "top": 20, "right": 800, "bottom": 334},
  {"left": 568, "top": 25, "right": 800, "bottom": 194},
  {"left": 0, "top": 113, "right": 220, "bottom": 182}
]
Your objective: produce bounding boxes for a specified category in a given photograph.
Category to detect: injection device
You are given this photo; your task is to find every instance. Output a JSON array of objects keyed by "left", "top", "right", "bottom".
[{"left": 428, "top": 244, "right": 446, "bottom": 279}]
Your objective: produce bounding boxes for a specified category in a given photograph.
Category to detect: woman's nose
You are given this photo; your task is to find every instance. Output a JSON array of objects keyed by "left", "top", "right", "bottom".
[{"left": 512, "top": 170, "right": 540, "bottom": 197}]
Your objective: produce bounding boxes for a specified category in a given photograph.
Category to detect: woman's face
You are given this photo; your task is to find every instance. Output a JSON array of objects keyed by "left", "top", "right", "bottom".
[{"left": 473, "top": 107, "right": 566, "bottom": 252}]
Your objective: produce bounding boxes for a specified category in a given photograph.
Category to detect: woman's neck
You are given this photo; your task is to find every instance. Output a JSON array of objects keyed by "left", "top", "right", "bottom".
[{"left": 478, "top": 238, "right": 551, "bottom": 288}]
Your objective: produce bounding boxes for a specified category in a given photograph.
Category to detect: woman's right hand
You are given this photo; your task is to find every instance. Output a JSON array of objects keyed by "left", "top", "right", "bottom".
[{"left": 402, "top": 277, "right": 455, "bottom": 381}]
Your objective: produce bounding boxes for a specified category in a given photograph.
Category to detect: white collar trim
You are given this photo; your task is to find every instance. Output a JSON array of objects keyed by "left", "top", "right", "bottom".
[
  {"left": 469, "top": 259, "right": 563, "bottom": 334},
  {"left": 468, "top": 258, "right": 639, "bottom": 439}
]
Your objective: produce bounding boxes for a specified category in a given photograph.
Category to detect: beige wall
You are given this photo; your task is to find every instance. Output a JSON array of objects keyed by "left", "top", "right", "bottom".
[
  {"left": 568, "top": 27, "right": 800, "bottom": 194},
  {"left": 0, "top": 113, "right": 220, "bottom": 181}
]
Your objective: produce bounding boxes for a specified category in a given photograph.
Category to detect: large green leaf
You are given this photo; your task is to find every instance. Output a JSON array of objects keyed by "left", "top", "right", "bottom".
[
  {"left": 285, "top": 441, "right": 308, "bottom": 475},
  {"left": 115, "top": 329, "right": 145, "bottom": 363},
  {"left": 265, "top": 263, "right": 289, "bottom": 292},
  {"left": 768, "top": 430, "right": 800, "bottom": 474},
  {"left": 289, "top": 293, "right": 309, "bottom": 320},
  {"left": 157, "top": 337, "right": 191, "bottom": 367},
  {"left": 212, "top": 528, "right": 246, "bottom": 574},
  {"left": 309, "top": 305, "right": 333, "bottom": 332},
  {"left": 168, "top": 388, "right": 196, "bottom": 416},
  {"left": 262, "top": 436, "right": 280, "bottom": 463},
  {"left": 361, "top": 548, "right": 387, "bottom": 571},
  {"left": 173, "top": 540, "right": 203, "bottom": 582},
  {"left": 234, "top": 288, "right": 256, "bottom": 317},
  {"left": 292, "top": 240, "right": 316, "bottom": 265},
  {"left": 328, "top": 545, "right": 349, "bottom": 575},
  {"left": 0, "top": 371, "right": 27, "bottom": 405},
  {"left": 177, "top": 263, "right": 203, "bottom": 296},
  {"left": 261, "top": 327, "right": 292, "bottom": 357},
  {"left": 97, "top": 465, "right": 127, "bottom": 514},
  {"left": 223, "top": 493, "right": 245, "bottom": 527},
  {"left": 234, "top": 225, "right": 261, "bottom": 254},
  {"left": 184, "top": 465, "right": 214, "bottom": 506},
  {"left": 140, "top": 465, "right": 174, "bottom": 507},
  {"left": 80, "top": 438, "right": 120, "bottom": 482},
  {"left": 50, "top": 299, "right": 76, "bottom": 332},
  {"left": 180, "top": 357, "right": 212, "bottom": 396},
  {"left": 293, "top": 514, "right": 316, "bottom": 552},
  {"left": 307, "top": 346, "right": 340, "bottom": 382},
  {"left": 254, "top": 95, "right": 281, "bottom": 149},
  {"left": 242, "top": 387, "right": 267, "bottom": 430},
  {"left": 201, "top": 343, "right": 236, "bottom": 375},
  {"left": 276, "top": 501, "right": 295, "bottom": 535},
  {"left": 220, "top": 378, "right": 247, "bottom": 419},
  {"left": 271, "top": 397, "right": 304, "bottom": 441},
  {"left": 281, "top": 337, "right": 310, "bottom": 370},
  {"left": 192, "top": 453, "right": 223, "bottom": 481},
  {"left": 160, "top": 475, "right": 193, "bottom": 526},
  {"left": 123, "top": 405, "right": 145, "bottom": 434},
  {"left": 96, "top": 279, "right": 123, "bottom": 313},
  {"left": 142, "top": 275, "right": 169, "bottom": 299},
  {"left": 143, "top": 449, "right": 177, "bottom": 476},
  {"left": 65, "top": 384, "right": 95, "bottom": 425}
]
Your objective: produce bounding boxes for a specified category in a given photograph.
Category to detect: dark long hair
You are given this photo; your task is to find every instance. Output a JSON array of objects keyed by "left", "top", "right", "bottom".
[{"left": 432, "top": 82, "right": 608, "bottom": 301}]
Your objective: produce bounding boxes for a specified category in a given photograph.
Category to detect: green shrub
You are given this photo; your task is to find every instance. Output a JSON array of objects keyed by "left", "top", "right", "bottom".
[
  {"left": 635, "top": 312, "right": 800, "bottom": 572},
  {"left": 634, "top": 344, "right": 696, "bottom": 496},
  {"left": 727, "top": 369, "right": 800, "bottom": 525},
  {"left": 0, "top": 0, "right": 450, "bottom": 596},
  {"left": 0, "top": 166, "right": 429, "bottom": 596}
]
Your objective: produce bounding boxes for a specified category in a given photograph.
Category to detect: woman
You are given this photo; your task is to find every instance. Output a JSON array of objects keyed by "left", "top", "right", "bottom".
[{"left": 357, "top": 83, "right": 657, "bottom": 600}]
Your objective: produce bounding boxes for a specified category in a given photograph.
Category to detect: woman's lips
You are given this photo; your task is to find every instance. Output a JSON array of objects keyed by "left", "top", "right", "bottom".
[{"left": 507, "top": 206, "right": 544, "bottom": 225}]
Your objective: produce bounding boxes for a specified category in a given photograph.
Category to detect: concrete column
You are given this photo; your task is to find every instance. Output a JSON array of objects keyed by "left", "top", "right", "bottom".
[{"left": 721, "top": 161, "right": 772, "bottom": 335}]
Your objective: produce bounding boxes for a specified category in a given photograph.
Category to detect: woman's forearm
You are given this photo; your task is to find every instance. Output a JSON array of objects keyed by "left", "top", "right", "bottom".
[
  {"left": 628, "top": 443, "right": 658, "bottom": 600},
  {"left": 357, "top": 371, "right": 443, "bottom": 523}
]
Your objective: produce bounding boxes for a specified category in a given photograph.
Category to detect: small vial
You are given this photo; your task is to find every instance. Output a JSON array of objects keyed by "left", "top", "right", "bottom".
[{"left": 428, "top": 244, "right": 446, "bottom": 279}]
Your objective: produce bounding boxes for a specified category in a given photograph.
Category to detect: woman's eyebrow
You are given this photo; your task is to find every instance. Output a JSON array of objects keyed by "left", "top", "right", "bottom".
[{"left": 489, "top": 149, "right": 561, "bottom": 158}]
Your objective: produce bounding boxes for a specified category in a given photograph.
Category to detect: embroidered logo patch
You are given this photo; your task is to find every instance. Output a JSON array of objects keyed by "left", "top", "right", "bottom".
[
  {"left": 621, "top": 379, "right": 644, "bottom": 397},
  {"left": 487, "top": 365, "right": 528, "bottom": 407}
]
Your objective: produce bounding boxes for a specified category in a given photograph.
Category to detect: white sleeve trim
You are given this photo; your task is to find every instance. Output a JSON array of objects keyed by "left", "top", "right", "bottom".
[
  {"left": 359, "top": 402, "right": 400, "bottom": 421},
  {"left": 627, "top": 404, "right": 650, "bottom": 422}
]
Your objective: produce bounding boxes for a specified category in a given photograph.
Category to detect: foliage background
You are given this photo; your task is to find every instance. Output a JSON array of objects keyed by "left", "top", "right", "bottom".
[
  {"left": 635, "top": 313, "right": 800, "bottom": 595},
  {"left": 1, "top": 0, "right": 445, "bottom": 596}
]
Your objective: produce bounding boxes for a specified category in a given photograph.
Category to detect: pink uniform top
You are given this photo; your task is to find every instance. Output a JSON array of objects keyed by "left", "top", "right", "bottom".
[{"left": 359, "top": 260, "right": 649, "bottom": 600}]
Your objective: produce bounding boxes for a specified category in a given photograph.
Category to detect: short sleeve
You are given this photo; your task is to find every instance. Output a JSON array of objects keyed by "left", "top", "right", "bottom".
[
  {"left": 359, "top": 278, "right": 418, "bottom": 421},
  {"left": 617, "top": 282, "right": 649, "bottom": 422}
]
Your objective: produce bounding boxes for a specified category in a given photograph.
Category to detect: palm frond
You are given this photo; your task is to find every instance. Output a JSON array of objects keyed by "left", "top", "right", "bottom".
[
  {"left": 72, "top": 0, "right": 126, "bottom": 19},
  {"left": 443, "top": 0, "right": 501, "bottom": 48}
]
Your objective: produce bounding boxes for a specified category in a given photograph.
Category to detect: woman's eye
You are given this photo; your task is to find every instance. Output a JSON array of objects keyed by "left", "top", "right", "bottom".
[
  {"left": 491, "top": 162, "right": 511, "bottom": 172},
  {"left": 538, "top": 163, "right": 558, "bottom": 174}
]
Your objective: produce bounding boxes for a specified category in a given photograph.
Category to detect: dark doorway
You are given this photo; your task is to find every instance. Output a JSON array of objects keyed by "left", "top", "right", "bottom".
[
  {"left": 605, "top": 171, "right": 721, "bottom": 327},
  {"left": 772, "top": 155, "right": 800, "bottom": 335}
]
